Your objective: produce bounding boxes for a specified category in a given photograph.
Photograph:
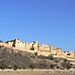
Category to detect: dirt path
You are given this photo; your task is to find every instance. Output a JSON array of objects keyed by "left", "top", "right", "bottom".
[{"left": 0, "top": 71, "right": 75, "bottom": 75}]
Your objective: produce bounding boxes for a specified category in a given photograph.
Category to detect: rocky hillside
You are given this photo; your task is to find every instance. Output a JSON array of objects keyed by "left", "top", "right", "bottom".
[{"left": 0, "top": 47, "right": 73, "bottom": 70}]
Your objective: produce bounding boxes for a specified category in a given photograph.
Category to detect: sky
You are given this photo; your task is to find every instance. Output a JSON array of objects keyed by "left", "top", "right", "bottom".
[{"left": 0, "top": 0, "right": 75, "bottom": 51}]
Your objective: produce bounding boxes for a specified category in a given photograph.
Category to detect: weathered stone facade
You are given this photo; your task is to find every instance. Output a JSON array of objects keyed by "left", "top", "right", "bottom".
[{"left": 0, "top": 38, "right": 75, "bottom": 58}]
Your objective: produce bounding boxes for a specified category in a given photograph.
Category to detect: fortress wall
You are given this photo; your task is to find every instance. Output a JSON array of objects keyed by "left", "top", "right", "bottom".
[
  {"left": 38, "top": 51, "right": 51, "bottom": 56},
  {"left": 59, "top": 52, "right": 75, "bottom": 59},
  {"left": 25, "top": 42, "right": 33, "bottom": 50},
  {"left": 25, "top": 42, "right": 38, "bottom": 51},
  {"left": 51, "top": 48, "right": 62, "bottom": 55},
  {"left": 67, "top": 52, "right": 75, "bottom": 58},
  {"left": 0, "top": 42, "right": 8, "bottom": 47},
  {"left": 0, "top": 38, "right": 75, "bottom": 58},
  {"left": 56, "top": 48, "right": 62, "bottom": 55},
  {"left": 13, "top": 38, "right": 26, "bottom": 49},
  {"left": 39, "top": 45, "right": 50, "bottom": 52},
  {"left": 0, "top": 42, "right": 3, "bottom": 46},
  {"left": 74, "top": 52, "right": 75, "bottom": 57},
  {"left": 15, "top": 42, "right": 26, "bottom": 49},
  {"left": 7, "top": 42, "right": 13, "bottom": 47},
  {"left": 33, "top": 43, "right": 38, "bottom": 50},
  {"left": 51, "top": 49, "right": 57, "bottom": 54}
]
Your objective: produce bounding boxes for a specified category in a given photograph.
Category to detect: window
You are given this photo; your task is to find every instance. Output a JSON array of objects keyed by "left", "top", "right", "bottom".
[
  {"left": 30, "top": 46, "right": 34, "bottom": 50},
  {"left": 67, "top": 53, "right": 71, "bottom": 56}
]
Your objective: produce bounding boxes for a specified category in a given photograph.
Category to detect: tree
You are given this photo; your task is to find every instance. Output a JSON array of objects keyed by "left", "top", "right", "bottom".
[
  {"left": 13, "top": 64, "right": 18, "bottom": 71},
  {"left": 0, "top": 40, "right": 3, "bottom": 42}
]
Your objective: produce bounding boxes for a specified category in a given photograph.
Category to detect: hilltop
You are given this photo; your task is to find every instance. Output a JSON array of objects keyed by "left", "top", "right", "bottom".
[
  {"left": 0, "top": 47, "right": 74, "bottom": 70},
  {"left": 0, "top": 38, "right": 75, "bottom": 60}
]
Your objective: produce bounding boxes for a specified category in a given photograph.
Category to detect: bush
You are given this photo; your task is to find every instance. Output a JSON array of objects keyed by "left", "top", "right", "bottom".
[
  {"left": 54, "top": 58, "right": 59, "bottom": 63},
  {"left": 48, "top": 55, "right": 54, "bottom": 60},
  {"left": 0, "top": 61, "right": 7, "bottom": 70},
  {"left": 38, "top": 55, "right": 48, "bottom": 59},
  {"left": 13, "top": 64, "right": 18, "bottom": 71},
  {"left": 30, "top": 64, "right": 35, "bottom": 70},
  {"left": 50, "top": 64, "right": 55, "bottom": 69},
  {"left": 36, "top": 60, "right": 50, "bottom": 69},
  {"left": 61, "top": 59, "right": 72, "bottom": 69}
]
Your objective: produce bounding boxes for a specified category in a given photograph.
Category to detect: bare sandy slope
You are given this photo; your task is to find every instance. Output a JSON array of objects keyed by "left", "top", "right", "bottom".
[{"left": 0, "top": 71, "right": 75, "bottom": 75}]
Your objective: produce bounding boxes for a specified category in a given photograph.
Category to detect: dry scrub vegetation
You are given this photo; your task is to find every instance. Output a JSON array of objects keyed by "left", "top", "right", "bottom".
[{"left": 0, "top": 47, "right": 74, "bottom": 70}]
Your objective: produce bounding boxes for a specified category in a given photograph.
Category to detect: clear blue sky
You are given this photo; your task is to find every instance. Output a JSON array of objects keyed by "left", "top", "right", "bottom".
[{"left": 0, "top": 0, "right": 75, "bottom": 51}]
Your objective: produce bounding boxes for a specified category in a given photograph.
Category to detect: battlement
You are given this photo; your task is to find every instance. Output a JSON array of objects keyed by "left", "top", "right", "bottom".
[{"left": 0, "top": 38, "right": 75, "bottom": 59}]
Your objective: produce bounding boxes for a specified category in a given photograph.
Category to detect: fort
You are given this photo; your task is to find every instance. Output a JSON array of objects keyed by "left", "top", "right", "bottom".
[{"left": 0, "top": 38, "right": 75, "bottom": 60}]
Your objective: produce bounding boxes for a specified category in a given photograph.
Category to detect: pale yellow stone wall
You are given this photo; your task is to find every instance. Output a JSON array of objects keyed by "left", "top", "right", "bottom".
[
  {"left": 15, "top": 42, "right": 25, "bottom": 49},
  {"left": 25, "top": 42, "right": 32, "bottom": 50},
  {"left": 7, "top": 42, "right": 13, "bottom": 47},
  {"left": 38, "top": 44, "right": 50, "bottom": 52},
  {"left": 0, "top": 42, "right": 8, "bottom": 47},
  {"left": 0, "top": 38, "right": 75, "bottom": 58},
  {"left": 38, "top": 51, "right": 51, "bottom": 56},
  {"left": 0, "top": 39, "right": 65, "bottom": 57},
  {"left": 66, "top": 52, "right": 75, "bottom": 58},
  {"left": 33, "top": 43, "right": 38, "bottom": 50},
  {"left": 55, "top": 52, "right": 75, "bottom": 59}
]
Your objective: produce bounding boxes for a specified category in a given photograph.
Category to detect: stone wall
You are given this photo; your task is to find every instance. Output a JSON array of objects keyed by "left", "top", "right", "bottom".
[{"left": 0, "top": 38, "right": 75, "bottom": 58}]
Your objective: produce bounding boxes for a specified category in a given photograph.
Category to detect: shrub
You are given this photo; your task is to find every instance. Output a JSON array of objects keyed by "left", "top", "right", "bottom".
[
  {"left": 13, "top": 64, "right": 18, "bottom": 71},
  {"left": 61, "top": 59, "right": 72, "bottom": 69},
  {"left": 48, "top": 55, "right": 54, "bottom": 60},
  {"left": 50, "top": 64, "right": 55, "bottom": 69},
  {"left": 54, "top": 58, "right": 59, "bottom": 63},
  {"left": 38, "top": 55, "right": 48, "bottom": 59},
  {"left": 0, "top": 61, "right": 7, "bottom": 70},
  {"left": 30, "top": 64, "right": 35, "bottom": 70}
]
